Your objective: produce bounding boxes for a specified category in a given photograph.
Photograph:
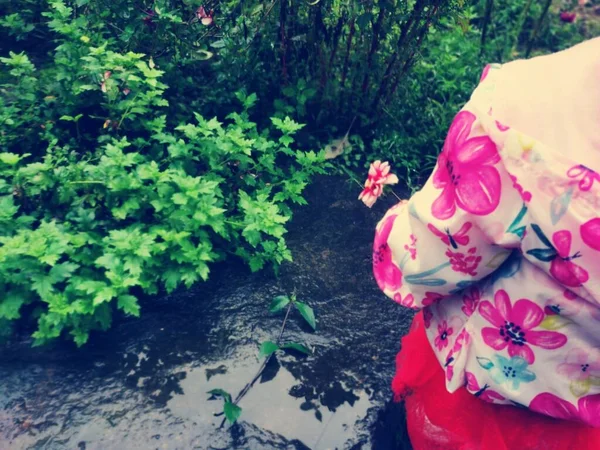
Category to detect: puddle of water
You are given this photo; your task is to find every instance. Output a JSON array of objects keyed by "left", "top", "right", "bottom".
[{"left": 168, "top": 353, "right": 372, "bottom": 450}]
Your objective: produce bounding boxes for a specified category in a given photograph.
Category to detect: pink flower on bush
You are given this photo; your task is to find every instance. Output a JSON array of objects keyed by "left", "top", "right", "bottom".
[
  {"left": 359, "top": 160, "right": 399, "bottom": 208},
  {"left": 197, "top": 6, "right": 214, "bottom": 25},
  {"left": 559, "top": 11, "right": 577, "bottom": 23},
  {"left": 431, "top": 111, "right": 501, "bottom": 220},
  {"left": 530, "top": 393, "right": 600, "bottom": 427},
  {"left": 100, "top": 71, "right": 111, "bottom": 93},
  {"left": 446, "top": 247, "right": 482, "bottom": 276},
  {"left": 479, "top": 290, "right": 567, "bottom": 363},
  {"left": 373, "top": 215, "right": 402, "bottom": 291}
]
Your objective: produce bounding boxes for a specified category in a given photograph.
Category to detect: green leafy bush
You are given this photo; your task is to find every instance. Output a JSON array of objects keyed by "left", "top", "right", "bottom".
[{"left": 0, "top": 2, "right": 325, "bottom": 346}]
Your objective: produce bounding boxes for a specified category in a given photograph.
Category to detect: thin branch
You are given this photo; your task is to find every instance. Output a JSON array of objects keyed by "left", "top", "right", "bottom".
[
  {"left": 526, "top": 0, "right": 553, "bottom": 57},
  {"left": 219, "top": 301, "right": 294, "bottom": 428},
  {"left": 340, "top": 18, "right": 356, "bottom": 88},
  {"left": 361, "top": 6, "right": 386, "bottom": 96},
  {"left": 480, "top": 0, "right": 494, "bottom": 53}
]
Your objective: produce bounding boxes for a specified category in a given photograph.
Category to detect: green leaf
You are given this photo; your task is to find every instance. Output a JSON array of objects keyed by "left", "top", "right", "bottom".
[
  {"left": 539, "top": 315, "right": 572, "bottom": 330},
  {"left": 269, "top": 295, "right": 290, "bottom": 313},
  {"left": 477, "top": 357, "right": 494, "bottom": 370},
  {"left": 117, "top": 295, "right": 140, "bottom": 317},
  {"left": 294, "top": 301, "right": 316, "bottom": 330},
  {"left": 281, "top": 342, "right": 312, "bottom": 355},
  {"left": 31, "top": 276, "right": 54, "bottom": 300},
  {"left": 0, "top": 152, "right": 23, "bottom": 165},
  {"left": 223, "top": 401, "right": 242, "bottom": 423},
  {"left": 258, "top": 341, "right": 279, "bottom": 358},
  {"left": 0, "top": 293, "right": 25, "bottom": 320},
  {"left": 49, "top": 262, "right": 79, "bottom": 283},
  {"left": 526, "top": 248, "right": 557, "bottom": 262},
  {"left": 207, "top": 389, "right": 232, "bottom": 403},
  {"left": 93, "top": 287, "right": 116, "bottom": 306},
  {"left": 172, "top": 192, "right": 188, "bottom": 205},
  {"left": 530, "top": 224, "right": 553, "bottom": 248}
]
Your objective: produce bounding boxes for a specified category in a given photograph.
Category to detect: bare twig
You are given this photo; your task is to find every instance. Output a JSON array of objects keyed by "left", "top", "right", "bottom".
[
  {"left": 361, "top": 6, "right": 386, "bottom": 96},
  {"left": 480, "top": 0, "right": 494, "bottom": 53},
  {"left": 526, "top": 0, "right": 553, "bottom": 57}
]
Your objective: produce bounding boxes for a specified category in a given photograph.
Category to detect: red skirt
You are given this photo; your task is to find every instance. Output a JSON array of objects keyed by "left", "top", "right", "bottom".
[{"left": 393, "top": 311, "right": 600, "bottom": 450}]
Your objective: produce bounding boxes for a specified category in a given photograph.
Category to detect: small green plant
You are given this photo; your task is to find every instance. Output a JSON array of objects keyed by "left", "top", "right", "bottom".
[
  {"left": 207, "top": 389, "right": 243, "bottom": 424},
  {"left": 209, "top": 294, "right": 316, "bottom": 425}
]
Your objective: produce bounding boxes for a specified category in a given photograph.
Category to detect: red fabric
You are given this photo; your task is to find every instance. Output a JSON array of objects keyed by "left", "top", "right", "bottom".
[{"left": 393, "top": 312, "right": 600, "bottom": 450}]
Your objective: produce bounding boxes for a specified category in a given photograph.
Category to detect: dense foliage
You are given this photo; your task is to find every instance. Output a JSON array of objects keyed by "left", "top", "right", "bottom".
[
  {"left": 0, "top": 1, "right": 325, "bottom": 345},
  {"left": 0, "top": 0, "right": 596, "bottom": 344}
]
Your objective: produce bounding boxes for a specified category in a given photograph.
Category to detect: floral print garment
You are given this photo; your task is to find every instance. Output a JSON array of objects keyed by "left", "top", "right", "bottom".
[{"left": 374, "top": 61, "right": 600, "bottom": 427}]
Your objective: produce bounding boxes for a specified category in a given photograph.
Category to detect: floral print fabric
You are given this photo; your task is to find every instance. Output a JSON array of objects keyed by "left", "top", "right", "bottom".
[{"left": 374, "top": 62, "right": 600, "bottom": 427}]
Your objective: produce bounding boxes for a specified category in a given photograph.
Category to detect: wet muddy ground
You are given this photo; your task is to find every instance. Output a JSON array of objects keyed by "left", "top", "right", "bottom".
[{"left": 0, "top": 176, "right": 415, "bottom": 450}]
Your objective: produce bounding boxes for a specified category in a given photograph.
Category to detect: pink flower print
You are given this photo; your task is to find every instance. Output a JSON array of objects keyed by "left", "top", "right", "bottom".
[
  {"left": 359, "top": 160, "right": 399, "bottom": 208},
  {"left": 428, "top": 222, "right": 472, "bottom": 248},
  {"left": 422, "top": 291, "right": 443, "bottom": 306},
  {"left": 431, "top": 111, "right": 502, "bottom": 220},
  {"left": 550, "top": 230, "right": 589, "bottom": 287},
  {"left": 558, "top": 348, "right": 600, "bottom": 397},
  {"left": 446, "top": 247, "right": 482, "bottom": 276},
  {"left": 529, "top": 226, "right": 590, "bottom": 287},
  {"left": 567, "top": 165, "right": 600, "bottom": 192},
  {"left": 393, "top": 292, "right": 415, "bottom": 308},
  {"left": 423, "top": 307, "right": 433, "bottom": 329},
  {"left": 479, "top": 290, "right": 567, "bottom": 364},
  {"left": 373, "top": 215, "right": 403, "bottom": 291},
  {"left": 564, "top": 289, "right": 578, "bottom": 300},
  {"left": 495, "top": 120, "right": 509, "bottom": 132},
  {"left": 465, "top": 372, "right": 505, "bottom": 404},
  {"left": 480, "top": 64, "right": 491, "bottom": 82},
  {"left": 530, "top": 393, "right": 600, "bottom": 427},
  {"left": 452, "top": 328, "right": 471, "bottom": 353},
  {"left": 403, "top": 234, "right": 417, "bottom": 260},
  {"left": 509, "top": 173, "right": 532, "bottom": 203},
  {"left": 461, "top": 287, "right": 481, "bottom": 317},
  {"left": 542, "top": 291, "right": 581, "bottom": 319},
  {"left": 435, "top": 319, "right": 457, "bottom": 351},
  {"left": 581, "top": 218, "right": 600, "bottom": 252}
]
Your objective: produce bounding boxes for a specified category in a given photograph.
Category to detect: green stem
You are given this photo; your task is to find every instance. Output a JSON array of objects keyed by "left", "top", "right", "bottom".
[{"left": 219, "top": 301, "right": 294, "bottom": 428}]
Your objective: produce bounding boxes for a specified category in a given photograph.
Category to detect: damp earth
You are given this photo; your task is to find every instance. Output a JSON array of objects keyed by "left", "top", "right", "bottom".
[{"left": 0, "top": 176, "right": 415, "bottom": 450}]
